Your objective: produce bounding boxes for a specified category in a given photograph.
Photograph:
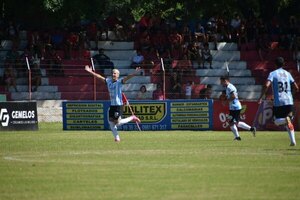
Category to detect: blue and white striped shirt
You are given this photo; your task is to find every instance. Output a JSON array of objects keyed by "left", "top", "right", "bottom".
[
  {"left": 267, "top": 68, "right": 295, "bottom": 106},
  {"left": 106, "top": 77, "right": 124, "bottom": 106}
]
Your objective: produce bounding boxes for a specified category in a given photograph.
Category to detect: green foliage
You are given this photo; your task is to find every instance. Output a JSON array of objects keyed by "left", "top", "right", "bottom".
[{"left": 1, "top": 0, "right": 299, "bottom": 26}]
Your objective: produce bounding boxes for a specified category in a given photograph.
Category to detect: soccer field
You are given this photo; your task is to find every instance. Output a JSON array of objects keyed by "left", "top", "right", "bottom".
[{"left": 0, "top": 123, "right": 299, "bottom": 200}]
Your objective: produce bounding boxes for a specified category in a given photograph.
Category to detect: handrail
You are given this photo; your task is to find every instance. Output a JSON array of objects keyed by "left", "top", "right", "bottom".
[{"left": 25, "top": 57, "right": 31, "bottom": 101}]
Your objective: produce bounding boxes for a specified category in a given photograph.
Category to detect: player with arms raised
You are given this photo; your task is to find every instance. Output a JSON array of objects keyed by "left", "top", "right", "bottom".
[
  {"left": 85, "top": 66, "right": 141, "bottom": 142},
  {"left": 258, "top": 57, "right": 299, "bottom": 146}
]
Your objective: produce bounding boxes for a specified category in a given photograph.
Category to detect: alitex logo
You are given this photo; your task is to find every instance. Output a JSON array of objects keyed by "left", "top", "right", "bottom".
[{"left": 0, "top": 108, "right": 9, "bottom": 127}]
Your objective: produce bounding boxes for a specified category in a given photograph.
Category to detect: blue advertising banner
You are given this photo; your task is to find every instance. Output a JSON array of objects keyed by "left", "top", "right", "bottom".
[{"left": 62, "top": 99, "right": 213, "bottom": 131}]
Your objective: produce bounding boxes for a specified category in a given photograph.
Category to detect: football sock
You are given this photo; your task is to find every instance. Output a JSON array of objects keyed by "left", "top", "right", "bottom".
[
  {"left": 274, "top": 118, "right": 287, "bottom": 126},
  {"left": 118, "top": 116, "right": 134, "bottom": 126},
  {"left": 230, "top": 124, "right": 240, "bottom": 138},
  {"left": 285, "top": 125, "right": 296, "bottom": 145},
  {"left": 237, "top": 121, "right": 251, "bottom": 130},
  {"left": 109, "top": 121, "right": 119, "bottom": 139}
]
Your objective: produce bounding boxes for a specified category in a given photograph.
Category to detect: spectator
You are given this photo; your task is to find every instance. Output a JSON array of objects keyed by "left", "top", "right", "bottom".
[
  {"left": 169, "top": 71, "right": 182, "bottom": 99},
  {"left": 230, "top": 13, "right": 241, "bottom": 42},
  {"left": 131, "top": 49, "right": 145, "bottom": 68},
  {"left": 153, "top": 83, "right": 164, "bottom": 100},
  {"left": 138, "top": 12, "right": 152, "bottom": 33},
  {"left": 31, "top": 59, "right": 42, "bottom": 92},
  {"left": 185, "top": 81, "right": 192, "bottom": 99},
  {"left": 238, "top": 23, "right": 248, "bottom": 50},
  {"left": 51, "top": 28, "right": 65, "bottom": 50},
  {"left": 92, "top": 48, "right": 114, "bottom": 72},
  {"left": 44, "top": 44, "right": 63, "bottom": 76},
  {"left": 219, "top": 90, "right": 226, "bottom": 101},
  {"left": 86, "top": 22, "right": 99, "bottom": 49},
  {"left": 169, "top": 29, "right": 183, "bottom": 52},
  {"left": 137, "top": 85, "right": 148, "bottom": 100},
  {"left": 199, "top": 84, "right": 212, "bottom": 99},
  {"left": 201, "top": 42, "right": 212, "bottom": 69},
  {"left": 187, "top": 41, "right": 202, "bottom": 68},
  {"left": 6, "top": 21, "right": 18, "bottom": 41},
  {"left": 3, "top": 62, "right": 18, "bottom": 92},
  {"left": 105, "top": 12, "right": 126, "bottom": 40}
]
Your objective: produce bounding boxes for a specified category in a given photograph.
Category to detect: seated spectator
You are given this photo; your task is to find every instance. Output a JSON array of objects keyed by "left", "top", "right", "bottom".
[
  {"left": 31, "top": 59, "right": 42, "bottom": 92},
  {"left": 169, "top": 71, "right": 182, "bottom": 99},
  {"left": 138, "top": 30, "right": 152, "bottom": 51},
  {"left": 168, "top": 29, "right": 183, "bottom": 52},
  {"left": 138, "top": 12, "right": 152, "bottom": 33},
  {"left": 151, "top": 29, "right": 169, "bottom": 56},
  {"left": 201, "top": 42, "right": 212, "bottom": 69},
  {"left": 6, "top": 21, "right": 18, "bottom": 41},
  {"left": 199, "top": 84, "right": 212, "bottom": 99},
  {"left": 44, "top": 44, "right": 63, "bottom": 76},
  {"left": 152, "top": 83, "right": 164, "bottom": 100},
  {"left": 187, "top": 41, "right": 202, "bottom": 68},
  {"left": 105, "top": 12, "right": 126, "bottom": 40},
  {"left": 137, "top": 85, "right": 148, "bottom": 100},
  {"left": 219, "top": 90, "right": 226, "bottom": 100},
  {"left": 92, "top": 48, "right": 114, "bottom": 72},
  {"left": 185, "top": 81, "right": 192, "bottom": 99},
  {"left": 131, "top": 49, "right": 145, "bottom": 68},
  {"left": 51, "top": 29, "right": 65, "bottom": 50},
  {"left": 64, "top": 31, "right": 80, "bottom": 59},
  {"left": 86, "top": 22, "right": 99, "bottom": 49},
  {"left": 3, "top": 62, "right": 18, "bottom": 92}
]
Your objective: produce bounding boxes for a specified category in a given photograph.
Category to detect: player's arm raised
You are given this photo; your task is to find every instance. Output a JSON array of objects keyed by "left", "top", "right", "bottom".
[
  {"left": 85, "top": 65, "right": 105, "bottom": 83},
  {"left": 122, "top": 67, "right": 141, "bottom": 83}
]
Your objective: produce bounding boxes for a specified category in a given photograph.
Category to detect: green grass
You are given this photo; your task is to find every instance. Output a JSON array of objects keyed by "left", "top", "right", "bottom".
[{"left": 0, "top": 123, "right": 300, "bottom": 200}]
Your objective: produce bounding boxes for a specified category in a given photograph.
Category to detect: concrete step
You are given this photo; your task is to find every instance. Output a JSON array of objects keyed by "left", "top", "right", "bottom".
[
  {"left": 211, "top": 50, "right": 240, "bottom": 61},
  {"left": 16, "top": 77, "right": 49, "bottom": 85},
  {"left": 90, "top": 50, "right": 136, "bottom": 60},
  {"left": 11, "top": 92, "right": 61, "bottom": 100},
  {"left": 193, "top": 60, "right": 247, "bottom": 70},
  {"left": 209, "top": 42, "right": 238, "bottom": 51},
  {"left": 196, "top": 69, "right": 252, "bottom": 77},
  {"left": 200, "top": 77, "right": 256, "bottom": 85},
  {"left": 10, "top": 85, "right": 58, "bottom": 92},
  {"left": 98, "top": 41, "right": 134, "bottom": 50}
]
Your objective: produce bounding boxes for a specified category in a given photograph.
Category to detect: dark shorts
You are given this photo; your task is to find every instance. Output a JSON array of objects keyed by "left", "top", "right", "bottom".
[
  {"left": 109, "top": 105, "right": 123, "bottom": 121},
  {"left": 229, "top": 109, "right": 241, "bottom": 123},
  {"left": 273, "top": 105, "right": 293, "bottom": 118}
]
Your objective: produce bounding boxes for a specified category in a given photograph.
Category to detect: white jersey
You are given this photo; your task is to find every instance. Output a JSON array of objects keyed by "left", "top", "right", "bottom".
[
  {"left": 106, "top": 77, "right": 124, "bottom": 106},
  {"left": 226, "top": 83, "right": 242, "bottom": 110},
  {"left": 267, "top": 68, "right": 295, "bottom": 106}
]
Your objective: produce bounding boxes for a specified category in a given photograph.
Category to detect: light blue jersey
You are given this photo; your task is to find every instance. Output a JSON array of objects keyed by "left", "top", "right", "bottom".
[
  {"left": 106, "top": 77, "right": 124, "bottom": 106},
  {"left": 226, "top": 83, "right": 242, "bottom": 110},
  {"left": 267, "top": 68, "right": 295, "bottom": 106}
]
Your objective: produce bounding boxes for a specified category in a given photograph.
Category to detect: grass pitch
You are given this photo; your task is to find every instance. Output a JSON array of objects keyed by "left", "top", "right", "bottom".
[{"left": 0, "top": 123, "right": 300, "bottom": 200}]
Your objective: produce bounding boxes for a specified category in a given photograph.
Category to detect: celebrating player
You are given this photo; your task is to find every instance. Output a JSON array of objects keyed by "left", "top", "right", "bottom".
[
  {"left": 258, "top": 57, "right": 299, "bottom": 146},
  {"left": 220, "top": 76, "right": 256, "bottom": 140},
  {"left": 85, "top": 65, "right": 141, "bottom": 142}
]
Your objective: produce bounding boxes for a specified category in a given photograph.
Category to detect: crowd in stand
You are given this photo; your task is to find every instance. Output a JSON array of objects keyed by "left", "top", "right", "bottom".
[{"left": 0, "top": 11, "right": 299, "bottom": 96}]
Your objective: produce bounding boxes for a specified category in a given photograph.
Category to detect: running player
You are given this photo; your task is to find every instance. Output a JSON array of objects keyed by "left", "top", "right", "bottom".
[
  {"left": 258, "top": 57, "right": 299, "bottom": 146},
  {"left": 85, "top": 65, "right": 141, "bottom": 142},
  {"left": 220, "top": 76, "right": 256, "bottom": 140}
]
